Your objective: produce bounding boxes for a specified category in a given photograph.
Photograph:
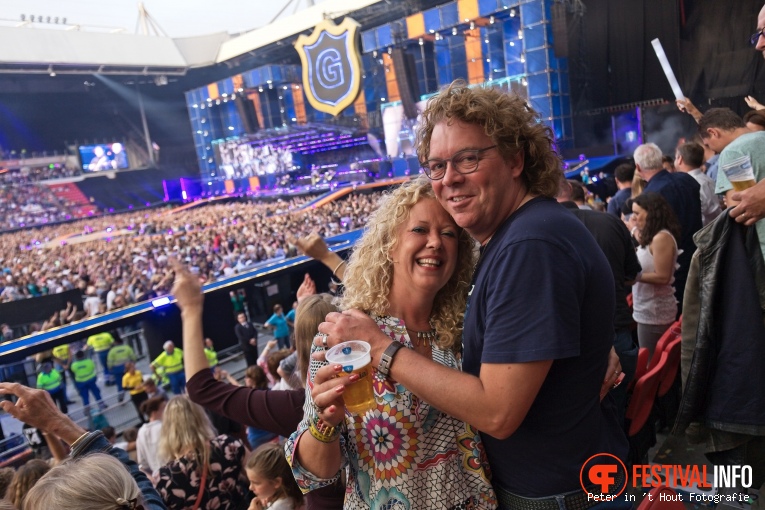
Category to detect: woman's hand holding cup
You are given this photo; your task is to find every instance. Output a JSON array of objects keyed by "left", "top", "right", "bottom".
[{"left": 310, "top": 364, "right": 354, "bottom": 427}]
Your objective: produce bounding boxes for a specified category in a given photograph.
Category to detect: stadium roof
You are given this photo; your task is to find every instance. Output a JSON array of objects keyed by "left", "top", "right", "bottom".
[{"left": 0, "top": 0, "right": 382, "bottom": 76}]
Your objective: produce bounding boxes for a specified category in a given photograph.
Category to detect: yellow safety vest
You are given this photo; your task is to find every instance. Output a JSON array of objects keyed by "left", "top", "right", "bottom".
[
  {"left": 108, "top": 345, "right": 136, "bottom": 368},
  {"left": 71, "top": 359, "right": 98, "bottom": 382},
  {"left": 52, "top": 344, "right": 69, "bottom": 360},
  {"left": 87, "top": 332, "right": 114, "bottom": 352},
  {"left": 153, "top": 348, "right": 184, "bottom": 374},
  {"left": 204, "top": 347, "right": 218, "bottom": 367},
  {"left": 37, "top": 370, "right": 62, "bottom": 391}
]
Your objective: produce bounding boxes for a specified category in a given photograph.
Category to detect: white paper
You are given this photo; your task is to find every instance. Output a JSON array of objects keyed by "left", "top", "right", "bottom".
[{"left": 651, "top": 38, "right": 684, "bottom": 101}]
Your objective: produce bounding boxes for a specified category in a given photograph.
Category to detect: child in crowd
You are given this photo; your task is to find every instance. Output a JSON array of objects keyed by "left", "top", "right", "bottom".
[{"left": 245, "top": 443, "right": 304, "bottom": 510}]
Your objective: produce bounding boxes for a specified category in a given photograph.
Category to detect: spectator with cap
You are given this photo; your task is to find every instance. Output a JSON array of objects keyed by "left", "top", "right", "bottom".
[
  {"left": 107, "top": 336, "right": 136, "bottom": 401},
  {"left": 151, "top": 340, "right": 185, "bottom": 395},
  {"left": 36, "top": 362, "right": 67, "bottom": 414},
  {"left": 70, "top": 350, "right": 106, "bottom": 410}
]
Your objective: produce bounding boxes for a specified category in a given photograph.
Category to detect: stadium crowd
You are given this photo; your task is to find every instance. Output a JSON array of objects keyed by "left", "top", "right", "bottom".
[
  {"left": 0, "top": 192, "right": 381, "bottom": 326},
  {"left": 0, "top": 183, "right": 88, "bottom": 231},
  {"left": 1, "top": 165, "right": 82, "bottom": 186}
]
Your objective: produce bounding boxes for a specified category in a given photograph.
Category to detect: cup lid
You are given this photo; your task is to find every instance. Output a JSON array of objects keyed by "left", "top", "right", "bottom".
[{"left": 325, "top": 340, "right": 371, "bottom": 371}]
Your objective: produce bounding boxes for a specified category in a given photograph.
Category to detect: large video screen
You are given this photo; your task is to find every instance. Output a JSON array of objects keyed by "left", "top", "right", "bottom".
[
  {"left": 79, "top": 143, "right": 130, "bottom": 172},
  {"left": 215, "top": 140, "right": 294, "bottom": 179}
]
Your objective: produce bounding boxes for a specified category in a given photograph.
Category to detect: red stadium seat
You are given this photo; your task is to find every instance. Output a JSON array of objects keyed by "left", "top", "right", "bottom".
[
  {"left": 657, "top": 339, "right": 682, "bottom": 398},
  {"left": 647, "top": 320, "right": 682, "bottom": 371},
  {"left": 626, "top": 351, "right": 667, "bottom": 437},
  {"left": 629, "top": 347, "right": 651, "bottom": 392}
]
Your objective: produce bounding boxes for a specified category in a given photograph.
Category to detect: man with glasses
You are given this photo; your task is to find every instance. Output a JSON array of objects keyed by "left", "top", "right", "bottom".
[{"left": 321, "top": 81, "right": 628, "bottom": 509}]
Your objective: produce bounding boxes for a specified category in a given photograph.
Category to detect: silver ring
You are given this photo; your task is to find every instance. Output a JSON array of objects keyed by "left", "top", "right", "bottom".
[
  {"left": 312, "top": 401, "right": 324, "bottom": 415},
  {"left": 323, "top": 336, "right": 328, "bottom": 348}
]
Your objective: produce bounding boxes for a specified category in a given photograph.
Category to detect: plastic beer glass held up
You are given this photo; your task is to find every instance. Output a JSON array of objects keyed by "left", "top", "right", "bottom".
[
  {"left": 325, "top": 340, "right": 375, "bottom": 415},
  {"left": 721, "top": 155, "right": 757, "bottom": 191}
]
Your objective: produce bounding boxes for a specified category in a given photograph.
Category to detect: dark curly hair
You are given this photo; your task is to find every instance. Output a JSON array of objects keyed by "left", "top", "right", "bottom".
[
  {"left": 632, "top": 192, "right": 681, "bottom": 248},
  {"left": 416, "top": 80, "right": 562, "bottom": 198}
]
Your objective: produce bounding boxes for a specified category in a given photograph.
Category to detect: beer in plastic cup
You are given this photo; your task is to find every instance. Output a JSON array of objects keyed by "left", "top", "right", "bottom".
[
  {"left": 325, "top": 340, "right": 375, "bottom": 414},
  {"left": 721, "top": 155, "right": 756, "bottom": 191}
]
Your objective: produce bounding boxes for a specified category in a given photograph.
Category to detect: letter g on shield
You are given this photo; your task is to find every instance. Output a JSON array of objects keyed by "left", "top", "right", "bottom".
[{"left": 294, "top": 18, "right": 362, "bottom": 117}]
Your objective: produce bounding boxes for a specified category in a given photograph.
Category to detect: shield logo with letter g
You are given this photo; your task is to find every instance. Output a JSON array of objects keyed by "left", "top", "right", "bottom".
[{"left": 294, "top": 18, "right": 362, "bottom": 117}]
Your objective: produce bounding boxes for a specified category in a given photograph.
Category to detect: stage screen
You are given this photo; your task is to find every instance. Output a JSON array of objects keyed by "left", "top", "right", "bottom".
[
  {"left": 215, "top": 140, "right": 294, "bottom": 179},
  {"left": 79, "top": 143, "right": 130, "bottom": 172},
  {"left": 381, "top": 99, "right": 428, "bottom": 158}
]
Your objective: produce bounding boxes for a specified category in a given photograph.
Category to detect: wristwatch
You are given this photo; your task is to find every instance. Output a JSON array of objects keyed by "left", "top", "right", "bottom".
[{"left": 377, "top": 342, "right": 404, "bottom": 378}]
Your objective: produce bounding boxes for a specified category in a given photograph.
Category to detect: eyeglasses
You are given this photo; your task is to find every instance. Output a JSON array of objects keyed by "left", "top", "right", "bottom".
[
  {"left": 750, "top": 27, "right": 765, "bottom": 46},
  {"left": 421, "top": 145, "right": 497, "bottom": 180}
]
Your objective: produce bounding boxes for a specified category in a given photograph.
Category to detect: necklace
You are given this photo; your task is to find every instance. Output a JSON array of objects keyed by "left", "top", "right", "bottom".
[
  {"left": 382, "top": 315, "right": 437, "bottom": 347},
  {"left": 406, "top": 327, "right": 438, "bottom": 347}
]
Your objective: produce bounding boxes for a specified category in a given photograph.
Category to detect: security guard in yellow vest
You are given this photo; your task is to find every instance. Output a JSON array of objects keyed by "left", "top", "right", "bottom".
[
  {"left": 87, "top": 331, "right": 115, "bottom": 383},
  {"left": 51, "top": 343, "right": 74, "bottom": 401},
  {"left": 151, "top": 340, "right": 185, "bottom": 394},
  {"left": 204, "top": 338, "right": 218, "bottom": 368},
  {"left": 70, "top": 350, "right": 105, "bottom": 408},
  {"left": 37, "top": 362, "right": 67, "bottom": 413},
  {"left": 107, "top": 338, "right": 136, "bottom": 397}
]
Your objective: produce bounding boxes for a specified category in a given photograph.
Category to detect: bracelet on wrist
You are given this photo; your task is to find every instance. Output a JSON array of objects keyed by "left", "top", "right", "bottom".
[
  {"left": 377, "top": 341, "right": 405, "bottom": 378},
  {"left": 308, "top": 415, "right": 340, "bottom": 443},
  {"left": 69, "top": 431, "right": 90, "bottom": 450},
  {"left": 332, "top": 260, "right": 346, "bottom": 277},
  {"left": 70, "top": 431, "right": 105, "bottom": 458}
]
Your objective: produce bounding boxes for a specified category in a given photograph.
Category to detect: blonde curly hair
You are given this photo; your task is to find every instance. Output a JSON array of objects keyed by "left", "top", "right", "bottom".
[
  {"left": 339, "top": 178, "right": 475, "bottom": 350},
  {"left": 416, "top": 79, "right": 562, "bottom": 198}
]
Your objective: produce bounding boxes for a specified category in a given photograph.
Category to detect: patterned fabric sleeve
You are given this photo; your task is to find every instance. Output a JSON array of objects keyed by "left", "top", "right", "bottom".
[{"left": 284, "top": 344, "right": 349, "bottom": 494}]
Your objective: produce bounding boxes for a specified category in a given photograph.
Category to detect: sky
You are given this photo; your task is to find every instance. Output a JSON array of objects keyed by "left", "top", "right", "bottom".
[{"left": 2, "top": 0, "right": 330, "bottom": 38}]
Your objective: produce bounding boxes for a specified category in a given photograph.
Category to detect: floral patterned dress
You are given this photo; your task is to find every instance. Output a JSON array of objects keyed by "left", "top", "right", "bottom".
[
  {"left": 155, "top": 434, "right": 248, "bottom": 510},
  {"left": 285, "top": 315, "right": 497, "bottom": 510}
]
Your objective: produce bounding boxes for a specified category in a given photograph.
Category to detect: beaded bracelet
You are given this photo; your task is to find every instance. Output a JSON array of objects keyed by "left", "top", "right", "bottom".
[{"left": 308, "top": 415, "right": 340, "bottom": 443}]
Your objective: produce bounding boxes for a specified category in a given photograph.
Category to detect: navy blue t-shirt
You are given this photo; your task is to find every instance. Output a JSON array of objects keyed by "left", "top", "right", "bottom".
[{"left": 462, "top": 197, "right": 628, "bottom": 497}]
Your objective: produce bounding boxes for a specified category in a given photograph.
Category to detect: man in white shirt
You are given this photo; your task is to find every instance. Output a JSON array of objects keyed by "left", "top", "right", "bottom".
[
  {"left": 83, "top": 286, "right": 102, "bottom": 317},
  {"left": 675, "top": 141, "right": 722, "bottom": 226}
]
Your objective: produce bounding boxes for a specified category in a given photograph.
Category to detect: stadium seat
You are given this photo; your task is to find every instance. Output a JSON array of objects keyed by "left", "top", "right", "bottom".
[
  {"left": 629, "top": 347, "right": 651, "bottom": 392},
  {"left": 647, "top": 320, "right": 682, "bottom": 371},
  {"left": 657, "top": 338, "right": 682, "bottom": 398},
  {"left": 626, "top": 351, "right": 667, "bottom": 437}
]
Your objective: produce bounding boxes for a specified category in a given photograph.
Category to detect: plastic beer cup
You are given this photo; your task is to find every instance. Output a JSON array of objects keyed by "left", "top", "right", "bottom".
[
  {"left": 721, "top": 155, "right": 756, "bottom": 191},
  {"left": 325, "top": 340, "right": 375, "bottom": 414}
]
